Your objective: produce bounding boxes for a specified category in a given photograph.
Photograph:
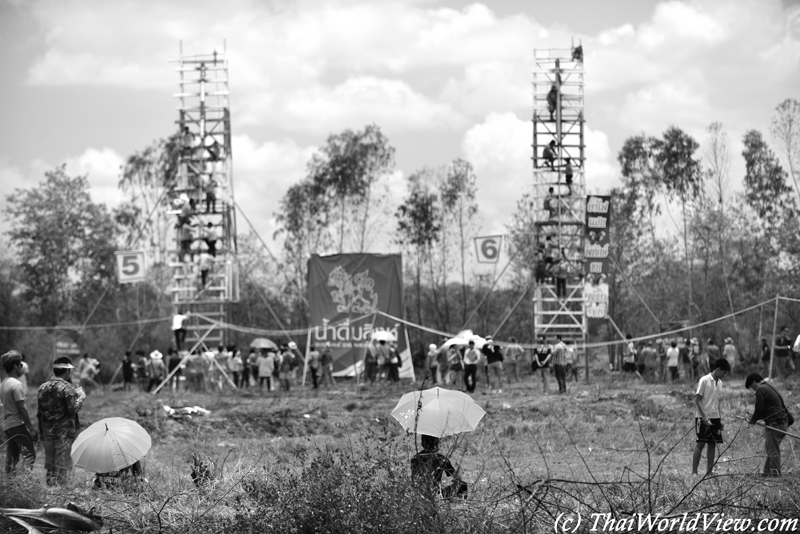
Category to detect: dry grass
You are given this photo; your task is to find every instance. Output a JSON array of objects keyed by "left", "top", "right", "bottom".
[{"left": 2, "top": 369, "right": 799, "bottom": 533}]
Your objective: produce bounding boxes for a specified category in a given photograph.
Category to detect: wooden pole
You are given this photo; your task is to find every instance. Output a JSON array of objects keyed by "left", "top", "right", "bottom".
[
  {"left": 735, "top": 415, "right": 800, "bottom": 441},
  {"left": 769, "top": 295, "right": 779, "bottom": 380}
]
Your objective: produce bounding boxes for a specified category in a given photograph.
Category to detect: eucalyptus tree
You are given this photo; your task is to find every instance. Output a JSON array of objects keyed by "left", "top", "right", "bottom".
[
  {"left": 396, "top": 171, "right": 443, "bottom": 329},
  {"left": 117, "top": 133, "right": 182, "bottom": 258},
  {"left": 306, "top": 124, "right": 395, "bottom": 253},
  {"left": 653, "top": 126, "right": 703, "bottom": 319},
  {"left": 439, "top": 159, "right": 479, "bottom": 325}
]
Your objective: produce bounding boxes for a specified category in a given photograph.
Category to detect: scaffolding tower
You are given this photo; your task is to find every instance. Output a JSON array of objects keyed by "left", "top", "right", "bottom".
[
  {"left": 168, "top": 44, "right": 239, "bottom": 353},
  {"left": 531, "top": 44, "right": 586, "bottom": 350}
]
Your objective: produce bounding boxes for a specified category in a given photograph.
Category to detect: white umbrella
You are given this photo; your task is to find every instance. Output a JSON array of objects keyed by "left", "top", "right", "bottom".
[
  {"left": 441, "top": 334, "right": 486, "bottom": 349},
  {"left": 391, "top": 387, "right": 486, "bottom": 437},
  {"left": 71, "top": 417, "right": 151, "bottom": 473},
  {"left": 371, "top": 330, "right": 396, "bottom": 342}
]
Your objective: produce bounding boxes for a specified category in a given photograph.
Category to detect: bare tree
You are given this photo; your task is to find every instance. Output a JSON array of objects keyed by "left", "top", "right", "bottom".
[
  {"left": 702, "top": 122, "right": 737, "bottom": 330},
  {"left": 770, "top": 98, "right": 800, "bottom": 201},
  {"left": 703, "top": 122, "right": 731, "bottom": 208}
]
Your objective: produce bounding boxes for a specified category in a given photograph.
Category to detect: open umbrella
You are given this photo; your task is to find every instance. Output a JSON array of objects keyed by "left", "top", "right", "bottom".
[
  {"left": 441, "top": 334, "right": 486, "bottom": 349},
  {"left": 71, "top": 417, "right": 151, "bottom": 473},
  {"left": 390, "top": 387, "right": 486, "bottom": 437},
  {"left": 371, "top": 330, "right": 396, "bottom": 342},
  {"left": 250, "top": 338, "right": 278, "bottom": 350}
]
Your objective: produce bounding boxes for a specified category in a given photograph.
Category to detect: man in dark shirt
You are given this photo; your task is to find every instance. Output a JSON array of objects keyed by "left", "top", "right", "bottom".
[
  {"left": 547, "top": 85, "right": 558, "bottom": 121},
  {"left": 481, "top": 336, "right": 504, "bottom": 394},
  {"left": 774, "top": 326, "right": 795, "bottom": 380},
  {"left": 411, "top": 435, "right": 467, "bottom": 499},
  {"left": 746, "top": 374, "right": 791, "bottom": 476},
  {"left": 543, "top": 141, "right": 557, "bottom": 169}
]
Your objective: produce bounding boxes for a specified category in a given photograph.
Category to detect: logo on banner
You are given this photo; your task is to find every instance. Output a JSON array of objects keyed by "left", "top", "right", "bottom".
[
  {"left": 327, "top": 266, "right": 379, "bottom": 314},
  {"left": 115, "top": 250, "right": 146, "bottom": 284},
  {"left": 474, "top": 235, "right": 503, "bottom": 263}
]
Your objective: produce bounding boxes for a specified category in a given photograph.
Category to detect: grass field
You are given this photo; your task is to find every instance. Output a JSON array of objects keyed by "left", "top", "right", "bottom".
[{"left": 2, "top": 362, "right": 800, "bottom": 533}]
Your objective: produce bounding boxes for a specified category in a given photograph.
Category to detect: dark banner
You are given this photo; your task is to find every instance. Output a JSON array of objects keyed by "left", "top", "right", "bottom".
[
  {"left": 308, "top": 253, "right": 413, "bottom": 378},
  {"left": 584, "top": 195, "right": 612, "bottom": 319}
]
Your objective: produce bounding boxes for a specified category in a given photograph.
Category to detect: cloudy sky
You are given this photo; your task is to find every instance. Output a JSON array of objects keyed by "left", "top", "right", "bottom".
[{"left": 1, "top": 0, "right": 798, "bottom": 257}]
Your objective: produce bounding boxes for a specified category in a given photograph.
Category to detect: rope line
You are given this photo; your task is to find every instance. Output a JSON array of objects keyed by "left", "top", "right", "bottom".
[{"left": 1, "top": 295, "right": 790, "bottom": 353}]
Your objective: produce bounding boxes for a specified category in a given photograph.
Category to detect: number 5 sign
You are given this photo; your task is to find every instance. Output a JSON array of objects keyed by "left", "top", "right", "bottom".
[
  {"left": 115, "top": 250, "right": 147, "bottom": 283},
  {"left": 474, "top": 235, "right": 503, "bottom": 264}
]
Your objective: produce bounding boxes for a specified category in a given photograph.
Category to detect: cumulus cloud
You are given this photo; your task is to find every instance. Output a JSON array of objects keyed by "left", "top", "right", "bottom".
[
  {"left": 461, "top": 112, "right": 531, "bottom": 235},
  {"left": 589, "top": 0, "right": 798, "bottom": 136},
  {"left": 7, "top": 0, "right": 799, "bottom": 261},
  {"left": 230, "top": 134, "right": 316, "bottom": 246},
  {"left": 252, "top": 76, "right": 465, "bottom": 133},
  {"left": 63, "top": 148, "right": 126, "bottom": 209}
]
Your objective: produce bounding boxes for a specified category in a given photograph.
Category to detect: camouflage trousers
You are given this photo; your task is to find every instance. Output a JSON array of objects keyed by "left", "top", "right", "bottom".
[{"left": 44, "top": 436, "right": 74, "bottom": 485}]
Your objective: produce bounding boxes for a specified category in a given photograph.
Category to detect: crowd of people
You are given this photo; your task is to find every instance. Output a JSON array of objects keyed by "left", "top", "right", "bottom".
[
  {"left": 1, "top": 319, "right": 796, "bottom": 487},
  {"left": 121, "top": 342, "right": 338, "bottom": 394},
  {"left": 618, "top": 328, "right": 800, "bottom": 384},
  {"left": 422, "top": 335, "right": 581, "bottom": 396}
]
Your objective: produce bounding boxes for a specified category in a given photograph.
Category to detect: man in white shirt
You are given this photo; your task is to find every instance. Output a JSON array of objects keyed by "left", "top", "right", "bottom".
[
  {"left": 172, "top": 311, "right": 190, "bottom": 352},
  {"left": 505, "top": 337, "right": 524, "bottom": 383},
  {"left": 722, "top": 337, "right": 737, "bottom": 372},
  {"left": 692, "top": 359, "right": 731, "bottom": 476},
  {"left": 462, "top": 341, "right": 481, "bottom": 394},
  {"left": 1, "top": 350, "right": 38, "bottom": 473}
]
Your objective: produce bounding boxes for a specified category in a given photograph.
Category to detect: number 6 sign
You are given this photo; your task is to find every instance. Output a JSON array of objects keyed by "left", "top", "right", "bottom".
[
  {"left": 474, "top": 235, "right": 503, "bottom": 264},
  {"left": 115, "top": 250, "right": 147, "bottom": 283}
]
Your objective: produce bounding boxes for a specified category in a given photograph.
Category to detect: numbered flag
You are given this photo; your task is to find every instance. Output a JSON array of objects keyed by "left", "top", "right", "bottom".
[
  {"left": 115, "top": 250, "right": 146, "bottom": 283},
  {"left": 474, "top": 235, "right": 503, "bottom": 264}
]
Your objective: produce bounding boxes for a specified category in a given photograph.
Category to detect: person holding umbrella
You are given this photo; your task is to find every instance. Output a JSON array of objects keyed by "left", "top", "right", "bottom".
[
  {"left": 71, "top": 417, "right": 151, "bottom": 490},
  {"left": 37, "top": 356, "right": 86, "bottom": 485},
  {"left": 392, "top": 387, "right": 483, "bottom": 498},
  {"left": 411, "top": 435, "right": 468, "bottom": 499}
]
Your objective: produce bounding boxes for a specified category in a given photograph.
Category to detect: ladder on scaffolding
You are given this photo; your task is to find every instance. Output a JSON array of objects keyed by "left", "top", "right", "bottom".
[
  {"left": 168, "top": 43, "right": 239, "bottom": 353},
  {"left": 531, "top": 44, "right": 586, "bottom": 352}
]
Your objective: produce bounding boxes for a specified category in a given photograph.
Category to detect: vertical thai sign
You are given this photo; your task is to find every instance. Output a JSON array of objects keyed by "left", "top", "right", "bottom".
[
  {"left": 584, "top": 195, "right": 611, "bottom": 319},
  {"left": 308, "top": 254, "right": 413, "bottom": 379}
]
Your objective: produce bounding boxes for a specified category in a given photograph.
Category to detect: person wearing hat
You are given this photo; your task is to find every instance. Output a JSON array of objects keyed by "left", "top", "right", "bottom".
[
  {"left": 1, "top": 350, "right": 38, "bottom": 473},
  {"left": 148, "top": 350, "right": 166, "bottom": 392},
  {"left": 37, "top": 356, "right": 86, "bottom": 485},
  {"left": 722, "top": 337, "right": 737, "bottom": 372}
]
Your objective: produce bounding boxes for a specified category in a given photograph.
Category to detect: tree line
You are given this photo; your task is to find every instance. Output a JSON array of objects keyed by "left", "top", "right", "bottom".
[{"left": 2, "top": 100, "right": 798, "bottom": 382}]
